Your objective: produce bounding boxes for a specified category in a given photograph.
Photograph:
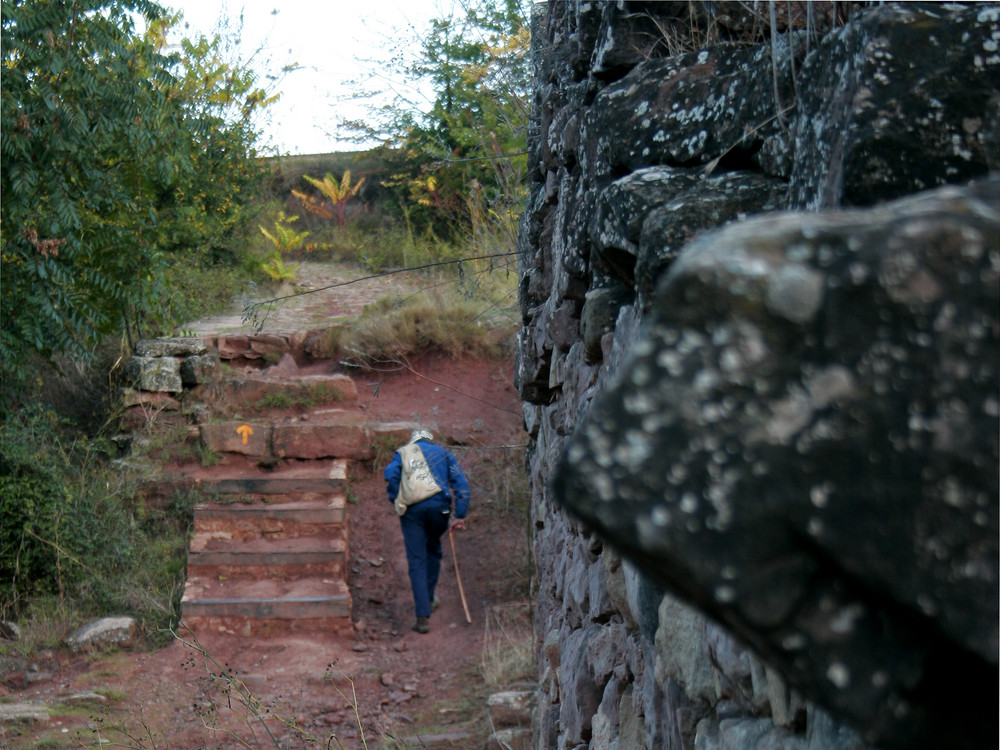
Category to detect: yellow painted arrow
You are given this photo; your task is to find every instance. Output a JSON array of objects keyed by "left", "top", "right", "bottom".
[{"left": 236, "top": 424, "right": 254, "bottom": 445}]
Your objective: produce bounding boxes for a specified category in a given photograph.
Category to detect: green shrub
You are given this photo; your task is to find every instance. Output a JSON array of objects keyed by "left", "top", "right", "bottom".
[{"left": 0, "top": 405, "right": 191, "bottom": 630}]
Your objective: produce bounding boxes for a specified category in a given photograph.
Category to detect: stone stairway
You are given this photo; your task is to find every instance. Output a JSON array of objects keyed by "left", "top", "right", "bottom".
[
  {"left": 125, "top": 335, "right": 416, "bottom": 638},
  {"left": 176, "top": 459, "right": 354, "bottom": 637}
]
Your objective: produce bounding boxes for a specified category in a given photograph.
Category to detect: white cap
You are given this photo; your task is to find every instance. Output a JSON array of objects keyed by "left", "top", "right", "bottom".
[{"left": 410, "top": 429, "right": 434, "bottom": 443}]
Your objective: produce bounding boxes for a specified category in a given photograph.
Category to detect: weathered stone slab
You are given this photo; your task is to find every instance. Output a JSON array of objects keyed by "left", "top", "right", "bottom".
[
  {"left": 636, "top": 171, "right": 787, "bottom": 310},
  {"left": 124, "top": 355, "right": 183, "bottom": 393},
  {"left": 486, "top": 689, "right": 535, "bottom": 729},
  {"left": 272, "top": 422, "right": 370, "bottom": 460},
  {"left": 65, "top": 616, "right": 136, "bottom": 653},
  {"left": 0, "top": 703, "right": 49, "bottom": 725},
  {"left": 200, "top": 421, "right": 272, "bottom": 456},
  {"left": 120, "top": 388, "right": 180, "bottom": 411},
  {"left": 135, "top": 337, "right": 208, "bottom": 357},
  {"left": 180, "top": 352, "right": 220, "bottom": 385},
  {"left": 583, "top": 40, "right": 798, "bottom": 178}
]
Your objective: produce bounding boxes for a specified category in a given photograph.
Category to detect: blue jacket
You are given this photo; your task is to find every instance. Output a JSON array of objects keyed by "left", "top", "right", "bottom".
[{"left": 384, "top": 439, "right": 470, "bottom": 518}]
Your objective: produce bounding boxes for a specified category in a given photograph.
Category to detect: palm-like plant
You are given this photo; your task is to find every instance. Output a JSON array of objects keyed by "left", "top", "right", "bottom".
[{"left": 292, "top": 170, "right": 367, "bottom": 227}]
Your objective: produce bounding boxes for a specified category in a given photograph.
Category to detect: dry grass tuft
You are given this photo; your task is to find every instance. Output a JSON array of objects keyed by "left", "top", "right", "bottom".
[
  {"left": 309, "top": 285, "right": 518, "bottom": 367},
  {"left": 480, "top": 601, "right": 535, "bottom": 691}
]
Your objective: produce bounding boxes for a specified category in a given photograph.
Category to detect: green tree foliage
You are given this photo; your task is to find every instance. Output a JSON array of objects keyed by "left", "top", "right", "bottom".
[
  {"left": 0, "top": 0, "right": 272, "bottom": 396},
  {"left": 344, "top": 0, "right": 531, "bottom": 238}
]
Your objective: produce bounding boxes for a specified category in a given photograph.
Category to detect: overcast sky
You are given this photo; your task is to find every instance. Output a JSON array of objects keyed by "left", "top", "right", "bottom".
[{"left": 163, "top": 0, "right": 448, "bottom": 154}]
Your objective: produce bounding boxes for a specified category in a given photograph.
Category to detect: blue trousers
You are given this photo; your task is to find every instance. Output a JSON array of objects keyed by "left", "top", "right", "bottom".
[{"left": 399, "top": 499, "right": 451, "bottom": 618}]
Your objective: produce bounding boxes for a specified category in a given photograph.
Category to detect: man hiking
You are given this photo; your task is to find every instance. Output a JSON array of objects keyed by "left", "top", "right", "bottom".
[{"left": 384, "top": 429, "right": 469, "bottom": 633}]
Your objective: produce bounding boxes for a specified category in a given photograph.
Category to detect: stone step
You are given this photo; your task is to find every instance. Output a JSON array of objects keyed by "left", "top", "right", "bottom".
[
  {"left": 180, "top": 577, "right": 352, "bottom": 637},
  {"left": 193, "top": 496, "right": 347, "bottom": 538},
  {"left": 157, "top": 458, "right": 348, "bottom": 497},
  {"left": 187, "top": 534, "right": 348, "bottom": 580},
  {"left": 190, "top": 373, "right": 360, "bottom": 415},
  {"left": 198, "top": 419, "right": 418, "bottom": 460}
]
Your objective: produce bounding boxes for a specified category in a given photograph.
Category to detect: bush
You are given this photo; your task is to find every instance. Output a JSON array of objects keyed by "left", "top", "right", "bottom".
[{"left": 0, "top": 405, "right": 191, "bottom": 631}]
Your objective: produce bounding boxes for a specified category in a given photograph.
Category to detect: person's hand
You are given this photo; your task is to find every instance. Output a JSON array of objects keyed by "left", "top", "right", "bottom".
[{"left": 450, "top": 517, "right": 466, "bottom": 531}]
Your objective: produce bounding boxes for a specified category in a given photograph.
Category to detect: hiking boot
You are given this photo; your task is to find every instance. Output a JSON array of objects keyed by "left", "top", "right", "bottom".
[
  {"left": 430, "top": 598, "right": 441, "bottom": 613},
  {"left": 412, "top": 617, "right": 430, "bottom": 634}
]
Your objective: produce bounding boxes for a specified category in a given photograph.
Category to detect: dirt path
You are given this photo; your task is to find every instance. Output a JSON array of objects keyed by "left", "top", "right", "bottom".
[
  {"left": 2, "top": 263, "right": 532, "bottom": 749},
  {"left": 183, "top": 261, "right": 424, "bottom": 337}
]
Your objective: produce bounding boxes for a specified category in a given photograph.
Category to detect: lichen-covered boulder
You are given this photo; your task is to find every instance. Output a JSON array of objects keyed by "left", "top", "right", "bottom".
[
  {"left": 123, "top": 355, "right": 183, "bottom": 393},
  {"left": 582, "top": 39, "right": 801, "bottom": 179},
  {"left": 636, "top": 171, "right": 788, "bottom": 311},
  {"left": 65, "top": 616, "right": 137, "bottom": 653},
  {"left": 135, "top": 337, "right": 208, "bottom": 357},
  {"left": 180, "top": 352, "right": 220, "bottom": 386},
  {"left": 789, "top": 3, "right": 1000, "bottom": 209},
  {"left": 553, "top": 177, "right": 999, "bottom": 749}
]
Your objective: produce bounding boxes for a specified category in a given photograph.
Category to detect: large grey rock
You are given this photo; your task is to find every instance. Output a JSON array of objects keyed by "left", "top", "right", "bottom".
[
  {"left": 134, "top": 337, "right": 208, "bottom": 357},
  {"left": 789, "top": 3, "right": 1000, "bottom": 209},
  {"left": 123, "top": 355, "right": 183, "bottom": 393},
  {"left": 654, "top": 592, "right": 716, "bottom": 705},
  {"left": 583, "top": 39, "right": 800, "bottom": 179},
  {"left": 636, "top": 171, "right": 788, "bottom": 310},
  {"left": 65, "top": 616, "right": 137, "bottom": 653},
  {"left": 487, "top": 690, "right": 535, "bottom": 729},
  {"left": 180, "top": 352, "right": 220, "bottom": 385},
  {"left": 553, "top": 178, "right": 999, "bottom": 749},
  {"left": 558, "top": 624, "right": 604, "bottom": 746},
  {"left": 590, "top": 167, "right": 700, "bottom": 281}
]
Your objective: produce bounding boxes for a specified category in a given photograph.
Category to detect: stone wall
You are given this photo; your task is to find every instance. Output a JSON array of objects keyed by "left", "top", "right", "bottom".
[{"left": 516, "top": 3, "right": 998, "bottom": 749}]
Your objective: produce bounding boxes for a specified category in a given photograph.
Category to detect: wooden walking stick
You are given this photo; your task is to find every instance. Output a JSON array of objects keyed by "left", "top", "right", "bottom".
[{"left": 449, "top": 528, "right": 472, "bottom": 624}]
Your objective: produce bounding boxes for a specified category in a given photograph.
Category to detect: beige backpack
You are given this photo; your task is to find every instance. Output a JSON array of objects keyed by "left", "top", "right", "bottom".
[{"left": 395, "top": 442, "right": 443, "bottom": 516}]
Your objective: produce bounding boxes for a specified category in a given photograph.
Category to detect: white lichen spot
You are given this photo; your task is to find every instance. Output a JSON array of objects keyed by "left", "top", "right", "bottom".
[
  {"left": 810, "top": 484, "right": 832, "bottom": 508},
  {"left": 633, "top": 338, "right": 656, "bottom": 357},
  {"left": 680, "top": 492, "right": 698, "bottom": 513},
  {"left": 595, "top": 472, "right": 615, "bottom": 502},
  {"left": 808, "top": 517, "right": 824, "bottom": 536},
  {"left": 667, "top": 464, "right": 689, "bottom": 486},
  {"left": 766, "top": 264, "right": 825, "bottom": 324},
  {"left": 637, "top": 100, "right": 649, "bottom": 116},
  {"left": 830, "top": 604, "right": 864, "bottom": 634},
  {"left": 849, "top": 262, "right": 870, "bottom": 285},
  {"left": 657, "top": 349, "right": 684, "bottom": 377},
  {"left": 782, "top": 633, "right": 807, "bottom": 650},
  {"left": 917, "top": 594, "right": 937, "bottom": 616},
  {"left": 623, "top": 390, "right": 657, "bottom": 416},
  {"left": 977, "top": 7, "right": 999, "bottom": 23},
  {"left": 697, "top": 50, "right": 709, "bottom": 64},
  {"left": 694, "top": 368, "right": 721, "bottom": 393},
  {"left": 651, "top": 505, "right": 671, "bottom": 527},
  {"left": 714, "top": 584, "right": 736, "bottom": 603},
  {"left": 942, "top": 476, "right": 966, "bottom": 507},
  {"left": 631, "top": 363, "right": 653, "bottom": 387},
  {"left": 983, "top": 397, "right": 999, "bottom": 417},
  {"left": 826, "top": 662, "right": 850, "bottom": 689}
]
